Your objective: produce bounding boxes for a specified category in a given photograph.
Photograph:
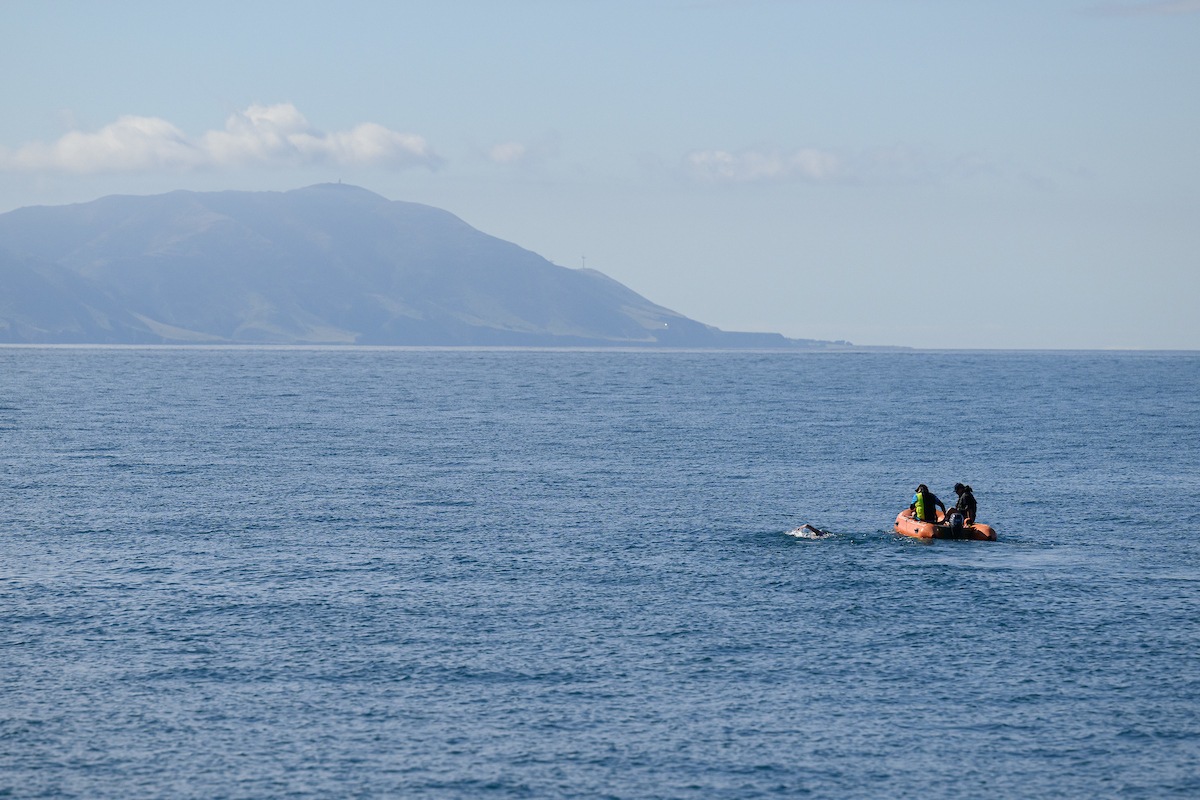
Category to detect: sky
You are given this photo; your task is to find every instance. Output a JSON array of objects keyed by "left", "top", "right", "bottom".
[{"left": 2, "top": 0, "right": 1198, "bottom": 349}]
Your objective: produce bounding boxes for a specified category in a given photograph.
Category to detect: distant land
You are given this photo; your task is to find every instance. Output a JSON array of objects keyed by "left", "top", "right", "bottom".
[{"left": 0, "top": 184, "right": 849, "bottom": 347}]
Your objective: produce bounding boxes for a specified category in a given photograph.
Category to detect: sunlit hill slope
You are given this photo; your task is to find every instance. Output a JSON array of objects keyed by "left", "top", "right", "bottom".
[{"left": 0, "top": 183, "right": 840, "bottom": 347}]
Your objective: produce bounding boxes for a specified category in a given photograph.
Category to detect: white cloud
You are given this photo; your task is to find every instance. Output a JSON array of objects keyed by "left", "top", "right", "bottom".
[
  {"left": 483, "top": 135, "right": 561, "bottom": 169},
  {"left": 1, "top": 115, "right": 202, "bottom": 172},
  {"left": 488, "top": 141, "right": 528, "bottom": 165},
  {"left": 684, "top": 147, "right": 842, "bottom": 183},
  {"left": 681, "top": 144, "right": 1006, "bottom": 187},
  {"left": 0, "top": 104, "right": 441, "bottom": 174}
]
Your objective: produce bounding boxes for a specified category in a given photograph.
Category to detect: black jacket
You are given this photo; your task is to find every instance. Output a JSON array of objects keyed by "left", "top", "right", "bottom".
[{"left": 956, "top": 489, "right": 977, "bottom": 522}]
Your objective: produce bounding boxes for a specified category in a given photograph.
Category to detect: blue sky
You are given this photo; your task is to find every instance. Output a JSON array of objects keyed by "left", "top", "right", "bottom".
[{"left": 2, "top": 0, "right": 1197, "bottom": 348}]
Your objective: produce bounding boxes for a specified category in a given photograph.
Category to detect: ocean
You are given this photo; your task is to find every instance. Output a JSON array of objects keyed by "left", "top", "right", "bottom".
[{"left": 2, "top": 347, "right": 1198, "bottom": 798}]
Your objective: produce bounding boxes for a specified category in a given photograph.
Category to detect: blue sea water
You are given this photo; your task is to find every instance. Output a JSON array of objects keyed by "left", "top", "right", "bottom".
[{"left": 1, "top": 347, "right": 1198, "bottom": 799}]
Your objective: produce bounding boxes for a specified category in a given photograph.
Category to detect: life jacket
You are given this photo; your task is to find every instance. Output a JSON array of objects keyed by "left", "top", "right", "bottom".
[{"left": 913, "top": 491, "right": 932, "bottom": 522}]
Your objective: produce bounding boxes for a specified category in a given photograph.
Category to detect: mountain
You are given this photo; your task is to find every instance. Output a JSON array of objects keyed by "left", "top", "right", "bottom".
[{"left": 0, "top": 184, "right": 843, "bottom": 347}]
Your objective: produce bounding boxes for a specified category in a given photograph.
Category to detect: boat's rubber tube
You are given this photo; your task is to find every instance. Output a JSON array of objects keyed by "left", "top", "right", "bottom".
[{"left": 894, "top": 508, "right": 996, "bottom": 541}]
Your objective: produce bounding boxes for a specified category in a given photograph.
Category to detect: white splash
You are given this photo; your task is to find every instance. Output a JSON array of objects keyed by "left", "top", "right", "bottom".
[{"left": 786, "top": 524, "right": 831, "bottom": 540}]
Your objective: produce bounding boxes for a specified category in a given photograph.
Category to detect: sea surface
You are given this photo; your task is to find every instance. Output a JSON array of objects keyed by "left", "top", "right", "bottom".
[{"left": 2, "top": 347, "right": 1198, "bottom": 799}]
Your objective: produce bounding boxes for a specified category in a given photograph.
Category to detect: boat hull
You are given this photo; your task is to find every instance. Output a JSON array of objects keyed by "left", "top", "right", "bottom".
[{"left": 894, "top": 508, "right": 996, "bottom": 541}]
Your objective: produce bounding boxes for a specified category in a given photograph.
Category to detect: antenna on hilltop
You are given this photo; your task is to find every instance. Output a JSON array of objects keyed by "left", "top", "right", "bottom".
[{"left": 581, "top": 255, "right": 587, "bottom": 270}]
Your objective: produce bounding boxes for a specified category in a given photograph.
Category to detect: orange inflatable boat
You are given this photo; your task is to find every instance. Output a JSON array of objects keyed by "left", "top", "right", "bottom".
[{"left": 894, "top": 508, "right": 997, "bottom": 541}]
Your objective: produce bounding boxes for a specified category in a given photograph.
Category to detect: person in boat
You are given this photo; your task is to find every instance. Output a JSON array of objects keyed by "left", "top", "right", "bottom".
[
  {"left": 953, "top": 483, "right": 977, "bottom": 524},
  {"left": 910, "top": 484, "right": 946, "bottom": 523}
]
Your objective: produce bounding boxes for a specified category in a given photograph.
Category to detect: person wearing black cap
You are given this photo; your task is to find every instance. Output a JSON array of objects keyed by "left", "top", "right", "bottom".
[
  {"left": 910, "top": 484, "right": 946, "bottom": 523},
  {"left": 953, "top": 483, "right": 977, "bottom": 524}
]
